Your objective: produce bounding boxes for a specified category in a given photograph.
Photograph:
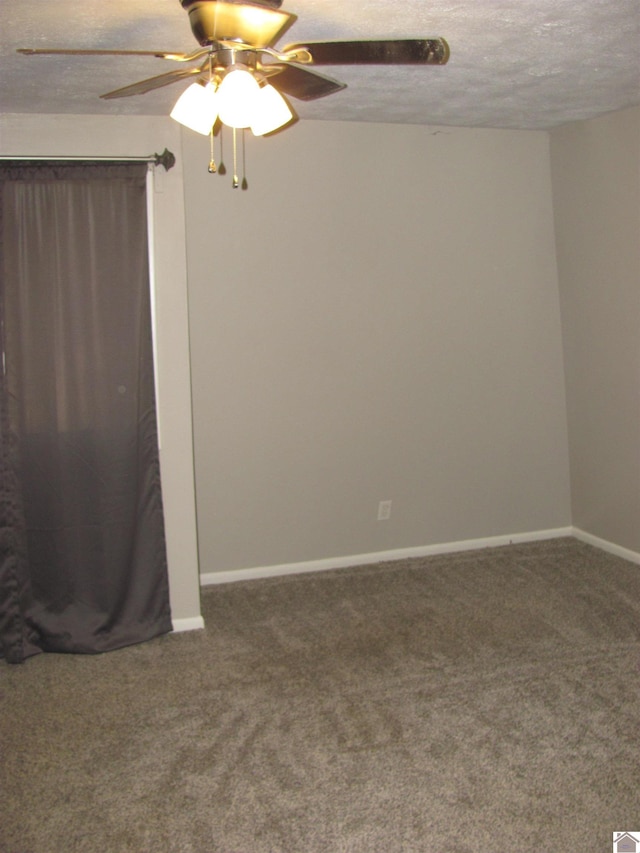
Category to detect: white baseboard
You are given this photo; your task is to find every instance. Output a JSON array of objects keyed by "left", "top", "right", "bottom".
[
  {"left": 171, "top": 616, "right": 205, "bottom": 633},
  {"left": 572, "top": 527, "right": 640, "bottom": 565},
  {"left": 200, "top": 526, "right": 574, "bottom": 586}
]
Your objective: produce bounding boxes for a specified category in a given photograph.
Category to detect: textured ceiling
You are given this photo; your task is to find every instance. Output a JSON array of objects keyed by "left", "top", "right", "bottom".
[{"left": 1, "top": 0, "right": 639, "bottom": 130}]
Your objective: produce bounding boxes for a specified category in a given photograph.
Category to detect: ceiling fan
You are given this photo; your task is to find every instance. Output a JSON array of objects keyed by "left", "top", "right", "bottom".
[{"left": 19, "top": 0, "right": 450, "bottom": 185}]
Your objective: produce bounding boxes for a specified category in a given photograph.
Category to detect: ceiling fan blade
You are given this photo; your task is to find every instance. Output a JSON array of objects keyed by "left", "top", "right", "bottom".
[
  {"left": 283, "top": 38, "right": 450, "bottom": 66},
  {"left": 240, "top": 0, "right": 283, "bottom": 7},
  {"left": 18, "top": 48, "right": 193, "bottom": 59},
  {"left": 267, "top": 63, "right": 346, "bottom": 101},
  {"left": 100, "top": 66, "right": 203, "bottom": 100}
]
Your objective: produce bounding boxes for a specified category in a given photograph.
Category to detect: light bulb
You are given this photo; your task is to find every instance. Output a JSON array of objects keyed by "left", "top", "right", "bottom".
[
  {"left": 250, "top": 85, "right": 293, "bottom": 136},
  {"left": 216, "top": 68, "right": 261, "bottom": 129},
  {"left": 170, "top": 82, "right": 218, "bottom": 135}
]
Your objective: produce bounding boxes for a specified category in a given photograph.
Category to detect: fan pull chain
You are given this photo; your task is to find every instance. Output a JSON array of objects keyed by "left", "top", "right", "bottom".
[
  {"left": 232, "top": 127, "right": 239, "bottom": 188},
  {"left": 207, "top": 53, "right": 217, "bottom": 174},
  {"left": 241, "top": 130, "right": 248, "bottom": 191},
  {"left": 205, "top": 125, "right": 248, "bottom": 189},
  {"left": 208, "top": 126, "right": 217, "bottom": 173},
  {"left": 218, "top": 129, "right": 227, "bottom": 176}
]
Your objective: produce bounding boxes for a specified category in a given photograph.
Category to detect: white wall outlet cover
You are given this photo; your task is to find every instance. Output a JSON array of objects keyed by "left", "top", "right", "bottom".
[{"left": 378, "top": 500, "right": 392, "bottom": 521}]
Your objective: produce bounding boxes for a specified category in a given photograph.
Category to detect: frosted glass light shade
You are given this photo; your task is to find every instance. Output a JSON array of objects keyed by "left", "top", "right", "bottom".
[
  {"left": 250, "top": 85, "right": 293, "bottom": 136},
  {"left": 170, "top": 82, "right": 218, "bottom": 135},
  {"left": 216, "top": 68, "right": 261, "bottom": 129}
]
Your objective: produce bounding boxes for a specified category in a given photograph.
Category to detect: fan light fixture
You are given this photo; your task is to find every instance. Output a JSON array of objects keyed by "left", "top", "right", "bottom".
[
  {"left": 250, "top": 84, "right": 293, "bottom": 136},
  {"left": 216, "top": 66, "right": 260, "bottom": 128},
  {"left": 169, "top": 62, "right": 294, "bottom": 189},
  {"left": 170, "top": 67, "right": 292, "bottom": 136},
  {"left": 170, "top": 81, "right": 219, "bottom": 135}
]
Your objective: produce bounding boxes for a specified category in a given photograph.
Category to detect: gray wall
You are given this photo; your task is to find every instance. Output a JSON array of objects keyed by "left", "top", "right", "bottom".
[
  {"left": 551, "top": 106, "right": 640, "bottom": 552},
  {"left": 5, "top": 109, "right": 636, "bottom": 586},
  {"left": 183, "top": 120, "right": 571, "bottom": 574}
]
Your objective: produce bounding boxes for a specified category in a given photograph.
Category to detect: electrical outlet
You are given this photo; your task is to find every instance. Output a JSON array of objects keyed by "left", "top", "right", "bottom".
[{"left": 377, "top": 500, "right": 392, "bottom": 521}]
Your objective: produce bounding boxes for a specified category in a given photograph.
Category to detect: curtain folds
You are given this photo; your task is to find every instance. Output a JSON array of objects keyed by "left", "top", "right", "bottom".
[{"left": 0, "top": 162, "right": 171, "bottom": 663}]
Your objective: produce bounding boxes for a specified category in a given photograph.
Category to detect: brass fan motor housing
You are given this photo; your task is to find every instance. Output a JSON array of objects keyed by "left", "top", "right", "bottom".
[{"left": 180, "top": 0, "right": 297, "bottom": 48}]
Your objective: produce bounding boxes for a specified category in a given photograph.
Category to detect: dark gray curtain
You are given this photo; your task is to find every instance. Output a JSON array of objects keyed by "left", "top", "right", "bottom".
[{"left": 0, "top": 162, "right": 172, "bottom": 664}]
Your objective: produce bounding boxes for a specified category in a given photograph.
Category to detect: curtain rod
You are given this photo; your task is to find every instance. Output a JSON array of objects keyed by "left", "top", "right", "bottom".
[{"left": 0, "top": 148, "right": 175, "bottom": 171}]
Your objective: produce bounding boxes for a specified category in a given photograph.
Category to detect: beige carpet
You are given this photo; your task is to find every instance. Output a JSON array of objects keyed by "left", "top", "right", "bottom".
[{"left": 2, "top": 537, "right": 639, "bottom": 852}]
